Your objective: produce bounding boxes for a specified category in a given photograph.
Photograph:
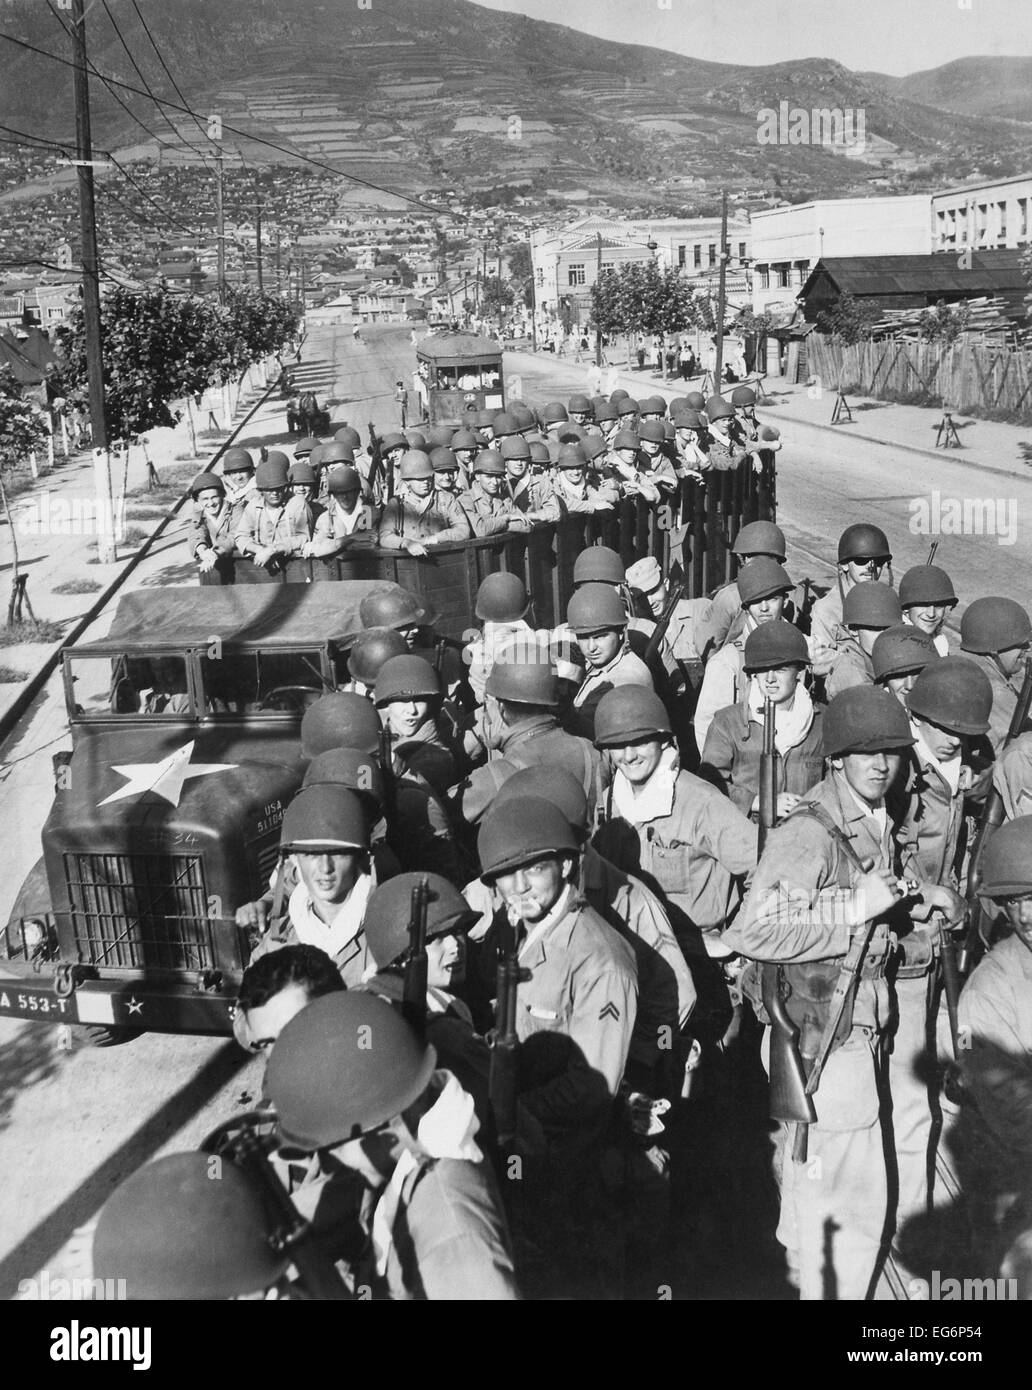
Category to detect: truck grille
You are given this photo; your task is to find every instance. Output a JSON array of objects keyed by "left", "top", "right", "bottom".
[{"left": 64, "top": 852, "right": 215, "bottom": 972}]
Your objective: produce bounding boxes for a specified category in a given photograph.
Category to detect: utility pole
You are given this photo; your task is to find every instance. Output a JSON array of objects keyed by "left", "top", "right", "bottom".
[
  {"left": 595, "top": 232, "right": 603, "bottom": 368},
  {"left": 255, "top": 193, "right": 264, "bottom": 290},
  {"left": 274, "top": 230, "right": 282, "bottom": 293},
  {"left": 297, "top": 254, "right": 305, "bottom": 313},
  {"left": 70, "top": 0, "right": 114, "bottom": 563},
  {"left": 215, "top": 147, "right": 225, "bottom": 303},
  {"left": 714, "top": 188, "right": 728, "bottom": 387}
]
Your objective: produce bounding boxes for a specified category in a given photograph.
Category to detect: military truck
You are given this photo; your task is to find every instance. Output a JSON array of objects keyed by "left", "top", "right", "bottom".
[{"left": 0, "top": 583, "right": 385, "bottom": 1037}]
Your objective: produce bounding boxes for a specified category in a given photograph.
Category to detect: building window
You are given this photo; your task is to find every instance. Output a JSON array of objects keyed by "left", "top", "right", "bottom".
[
  {"left": 708, "top": 244, "right": 716, "bottom": 267},
  {"left": 998, "top": 201, "right": 1007, "bottom": 241},
  {"left": 757, "top": 264, "right": 770, "bottom": 289},
  {"left": 738, "top": 242, "right": 746, "bottom": 260},
  {"left": 567, "top": 264, "right": 585, "bottom": 286},
  {"left": 775, "top": 263, "right": 790, "bottom": 288},
  {"left": 678, "top": 244, "right": 686, "bottom": 267},
  {"left": 693, "top": 245, "right": 701, "bottom": 268},
  {"left": 1019, "top": 198, "right": 1029, "bottom": 240}
]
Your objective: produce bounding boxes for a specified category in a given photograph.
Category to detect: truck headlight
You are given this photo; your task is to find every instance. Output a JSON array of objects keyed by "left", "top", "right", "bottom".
[{"left": 22, "top": 919, "right": 50, "bottom": 958}]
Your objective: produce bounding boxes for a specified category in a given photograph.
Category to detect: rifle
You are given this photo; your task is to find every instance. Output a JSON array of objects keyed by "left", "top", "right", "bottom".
[
  {"left": 379, "top": 725, "right": 397, "bottom": 826},
  {"left": 367, "top": 421, "right": 387, "bottom": 504},
  {"left": 757, "top": 695, "right": 777, "bottom": 856},
  {"left": 488, "top": 917, "right": 524, "bottom": 1151},
  {"left": 402, "top": 875, "right": 430, "bottom": 1038},
  {"left": 202, "top": 1113, "right": 352, "bottom": 1300},
  {"left": 761, "top": 966, "right": 817, "bottom": 1152},
  {"left": 926, "top": 540, "right": 939, "bottom": 566},
  {"left": 643, "top": 559, "right": 686, "bottom": 667},
  {"left": 959, "top": 655, "right": 1032, "bottom": 975}
]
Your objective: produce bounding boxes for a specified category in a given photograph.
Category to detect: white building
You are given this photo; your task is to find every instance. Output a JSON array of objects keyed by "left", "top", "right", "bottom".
[
  {"left": 530, "top": 217, "right": 655, "bottom": 322},
  {"left": 629, "top": 215, "right": 752, "bottom": 278},
  {"left": 749, "top": 196, "right": 932, "bottom": 313},
  {"left": 931, "top": 174, "right": 1032, "bottom": 253}
]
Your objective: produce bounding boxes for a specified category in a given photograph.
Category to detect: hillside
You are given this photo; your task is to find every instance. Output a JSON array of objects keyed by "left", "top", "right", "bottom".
[
  {"left": 890, "top": 56, "right": 1032, "bottom": 124},
  {"left": 1, "top": 0, "right": 1029, "bottom": 208}
]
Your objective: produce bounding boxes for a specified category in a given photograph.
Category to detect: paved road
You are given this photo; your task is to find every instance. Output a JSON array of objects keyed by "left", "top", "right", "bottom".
[{"left": 1, "top": 320, "right": 1029, "bottom": 1296}]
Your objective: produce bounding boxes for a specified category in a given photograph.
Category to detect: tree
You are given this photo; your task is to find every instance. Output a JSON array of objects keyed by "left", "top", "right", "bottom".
[
  {"left": 918, "top": 300, "right": 972, "bottom": 345},
  {"left": 814, "top": 292, "right": 878, "bottom": 345},
  {"left": 481, "top": 275, "right": 515, "bottom": 316},
  {"left": 590, "top": 260, "right": 712, "bottom": 339},
  {"left": 507, "top": 243, "right": 533, "bottom": 305},
  {"left": 0, "top": 367, "right": 48, "bottom": 623}
]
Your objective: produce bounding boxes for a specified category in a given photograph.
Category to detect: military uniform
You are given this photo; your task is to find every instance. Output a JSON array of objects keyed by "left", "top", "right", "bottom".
[
  {"left": 546, "top": 472, "right": 618, "bottom": 514},
  {"left": 722, "top": 771, "right": 899, "bottom": 1300},
  {"left": 569, "top": 643, "right": 654, "bottom": 739},
  {"left": 455, "top": 713, "right": 605, "bottom": 824},
  {"left": 693, "top": 626, "right": 751, "bottom": 753},
  {"left": 376, "top": 487, "right": 472, "bottom": 548},
  {"left": 234, "top": 494, "right": 311, "bottom": 563},
  {"left": 248, "top": 871, "right": 375, "bottom": 989},
  {"left": 701, "top": 690, "right": 824, "bottom": 817},
  {"left": 825, "top": 634, "right": 875, "bottom": 700},
  {"left": 308, "top": 498, "right": 378, "bottom": 556}
]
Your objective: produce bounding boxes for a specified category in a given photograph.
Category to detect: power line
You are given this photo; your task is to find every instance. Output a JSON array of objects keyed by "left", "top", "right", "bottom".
[
  {"left": 0, "top": 28, "right": 447, "bottom": 213},
  {"left": 127, "top": 0, "right": 213, "bottom": 153}
]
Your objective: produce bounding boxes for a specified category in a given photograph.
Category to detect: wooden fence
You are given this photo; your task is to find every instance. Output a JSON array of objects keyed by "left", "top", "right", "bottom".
[{"left": 807, "top": 334, "right": 1032, "bottom": 422}]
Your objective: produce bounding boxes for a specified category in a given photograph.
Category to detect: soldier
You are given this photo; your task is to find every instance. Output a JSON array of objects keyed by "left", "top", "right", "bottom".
[
  {"left": 960, "top": 599, "right": 1032, "bottom": 819},
  {"left": 455, "top": 654, "right": 604, "bottom": 823},
  {"left": 694, "top": 520, "right": 789, "bottom": 659},
  {"left": 266, "top": 992, "right": 520, "bottom": 1300},
  {"left": 234, "top": 454, "right": 311, "bottom": 577},
  {"left": 220, "top": 446, "right": 258, "bottom": 527},
  {"left": 539, "top": 400, "right": 571, "bottom": 459},
  {"left": 376, "top": 450, "right": 472, "bottom": 555},
  {"left": 566, "top": 583, "right": 654, "bottom": 739},
  {"left": 189, "top": 472, "right": 236, "bottom": 583},
  {"left": 635, "top": 419, "right": 679, "bottom": 496},
  {"left": 871, "top": 624, "right": 938, "bottom": 703},
  {"left": 723, "top": 686, "right": 956, "bottom": 1301},
  {"left": 898, "top": 565, "right": 956, "bottom": 657},
  {"left": 693, "top": 558, "right": 795, "bottom": 752},
  {"left": 594, "top": 398, "right": 620, "bottom": 447},
  {"left": 606, "top": 427, "right": 660, "bottom": 503},
  {"left": 288, "top": 456, "right": 320, "bottom": 506},
  {"left": 702, "top": 395, "right": 746, "bottom": 472},
  {"left": 825, "top": 581, "right": 903, "bottom": 700},
  {"left": 374, "top": 654, "right": 458, "bottom": 797},
  {"left": 463, "top": 571, "right": 537, "bottom": 703},
  {"left": 809, "top": 523, "right": 893, "bottom": 677},
  {"left": 477, "top": 795, "right": 637, "bottom": 1153},
  {"left": 592, "top": 686, "right": 757, "bottom": 958},
  {"left": 669, "top": 405, "right": 709, "bottom": 479},
  {"left": 547, "top": 443, "right": 619, "bottom": 514},
  {"left": 93, "top": 1154, "right": 290, "bottom": 1300},
  {"left": 305, "top": 466, "right": 376, "bottom": 560},
  {"left": 318, "top": 440, "right": 361, "bottom": 498},
  {"left": 458, "top": 450, "right": 532, "bottom": 536},
  {"left": 701, "top": 620, "right": 823, "bottom": 820},
  {"left": 232, "top": 942, "right": 344, "bottom": 1055},
  {"left": 567, "top": 393, "right": 594, "bottom": 429},
  {"left": 429, "top": 446, "right": 464, "bottom": 495},
  {"left": 501, "top": 436, "right": 556, "bottom": 519},
  {"left": 451, "top": 427, "right": 479, "bottom": 481},
  {"left": 245, "top": 783, "right": 376, "bottom": 987},
  {"left": 888, "top": 657, "right": 989, "bottom": 1231}
]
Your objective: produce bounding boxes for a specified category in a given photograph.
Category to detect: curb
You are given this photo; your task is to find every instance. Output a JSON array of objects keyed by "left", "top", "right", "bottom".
[{"left": 0, "top": 374, "right": 280, "bottom": 754}]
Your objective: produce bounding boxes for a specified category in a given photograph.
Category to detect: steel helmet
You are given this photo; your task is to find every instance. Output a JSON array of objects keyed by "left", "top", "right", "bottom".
[
  {"left": 301, "top": 692, "right": 382, "bottom": 758},
  {"left": 374, "top": 654, "right": 440, "bottom": 707},
  {"left": 93, "top": 1153, "right": 288, "bottom": 1300},
  {"left": 732, "top": 520, "right": 786, "bottom": 560},
  {"left": 743, "top": 619, "right": 810, "bottom": 672},
  {"left": 493, "top": 765, "right": 589, "bottom": 832},
  {"left": 267, "top": 992, "right": 437, "bottom": 1147},
  {"left": 684, "top": 391, "right": 707, "bottom": 411},
  {"left": 842, "top": 581, "right": 903, "bottom": 630},
  {"left": 673, "top": 409, "right": 704, "bottom": 430},
  {"left": 501, "top": 436, "right": 531, "bottom": 461},
  {"left": 491, "top": 411, "right": 519, "bottom": 438},
  {"left": 871, "top": 624, "right": 937, "bottom": 682},
  {"left": 706, "top": 394, "right": 734, "bottom": 421},
  {"left": 360, "top": 584, "right": 435, "bottom": 632},
  {"left": 485, "top": 655, "right": 559, "bottom": 707},
  {"left": 567, "top": 393, "right": 593, "bottom": 415},
  {"left": 399, "top": 449, "right": 434, "bottom": 480},
  {"left": 567, "top": 583, "right": 628, "bottom": 633},
  {"left": 452, "top": 427, "right": 479, "bottom": 451},
  {"left": 256, "top": 456, "right": 289, "bottom": 489},
  {"left": 898, "top": 565, "right": 958, "bottom": 610},
  {"left": 609, "top": 388, "right": 630, "bottom": 404},
  {"left": 280, "top": 783, "right": 370, "bottom": 852},
  {"left": 293, "top": 436, "right": 318, "bottom": 457},
  {"left": 639, "top": 396, "right": 666, "bottom": 416},
  {"left": 303, "top": 746, "right": 385, "bottom": 812},
  {"left": 425, "top": 425, "right": 454, "bottom": 449},
  {"left": 731, "top": 385, "right": 757, "bottom": 408},
  {"left": 593, "top": 685, "right": 672, "bottom": 747},
  {"left": 319, "top": 440, "right": 355, "bottom": 466},
  {"left": 364, "top": 873, "right": 478, "bottom": 970},
  {"left": 573, "top": 545, "right": 625, "bottom": 587},
  {"left": 347, "top": 626, "right": 408, "bottom": 685},
  {"left": 822, "top": 685, "right": 916, "bottom": 758},
  {"left": 309, "top": 442, "right": 328, "bottom": 468},
  {"left": 612, "top": 428, "right": 640, "bottom": 452},
  {"left": 474, "top": 410, "right": 495, "bottom": 430},
  {"left": 529, "top": 442, "right": 551, "bottom": 466},
  {"left": 556, "top": 442, "right": 588, "bottom": 470},
  {"left": 334, "top": 426, "right": 362, "bottom": 450},
  {"left": 906, "top": 655, "right": 993, "bottom": 735},
  {"left": 557, "top": 423, "right": 587, "bottom": 444},
  {"left": 381, "top": 432, "right": 408, "bottom": 452},
  {"left": 960, "top": 597, "right": 1032, "bottom": 655},
  {"left": 639, "top": 420, "right": 666, "bottom": 444},
  {"left": 737, "top": 558, "right": 793, "bottom": 606},
  {"left": 327, "top": 465, "right": 362, "bottom": 496},
  {"left": 475, "top": 571, "right": 531, "bottom": 623},
  {"left": 582, "top": 435, "right": 608, "bottom": 463},
  {"left": 429, "top": 446, "right": 458, "bottom": 473},
  {"left": 404, "top": 429, "right": 427, "bottom": 451},
  {"left": 221, "top": 446, "right": 254, "bottom": 473},
  {"left": 473, "top": 449, "right": 505, "bottom": 476},
  {"left": 617, "top": 397, "right": 639, "bottom": 417},
  {"left": 288, "top": 458, "right": 317, "bottom": 487},
  {"left": 541, "top": 401, "right": 569, "bottom": 426},
  {"left": 594, "top": 400, "right": 618, "bottom": 424},
  {"left": 190, "top": 471, "right": 224, "bottom": 497},
  {"left": 979, "top": 816, "right": 1032, "bottom": 898},
  {"left": 512, "top": 405, "right": 537, "bottom": 432},
  {"left": 838, "top": 523, "right": 891, "bottom": 563},
  {"left": 478, "top": 796, "right": 580, "bottom": 881}
]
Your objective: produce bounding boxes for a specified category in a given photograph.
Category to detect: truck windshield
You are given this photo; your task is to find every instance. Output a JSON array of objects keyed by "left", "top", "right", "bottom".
[
  {"left": 67, "top": 653, "right": 193, "bottom": 718},
  {"left": 199, "top": 649, "right": 327, "bottom": 714}
]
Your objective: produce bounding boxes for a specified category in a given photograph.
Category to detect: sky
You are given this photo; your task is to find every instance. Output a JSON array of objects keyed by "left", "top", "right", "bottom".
[{"left": 472, "top": 0, "right": 1032, "bottom": 77}]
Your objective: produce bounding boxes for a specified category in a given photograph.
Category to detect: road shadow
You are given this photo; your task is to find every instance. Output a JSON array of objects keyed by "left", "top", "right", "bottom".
[
  {"left": 1019, "top": 443, "right": 1032, "bottom": 469},
  {"left": 0, "top": 1022, "right": 61, "bottom": 1137},
  {"left": 853, "top": 401, "right": 888, "bottom": 412}
]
